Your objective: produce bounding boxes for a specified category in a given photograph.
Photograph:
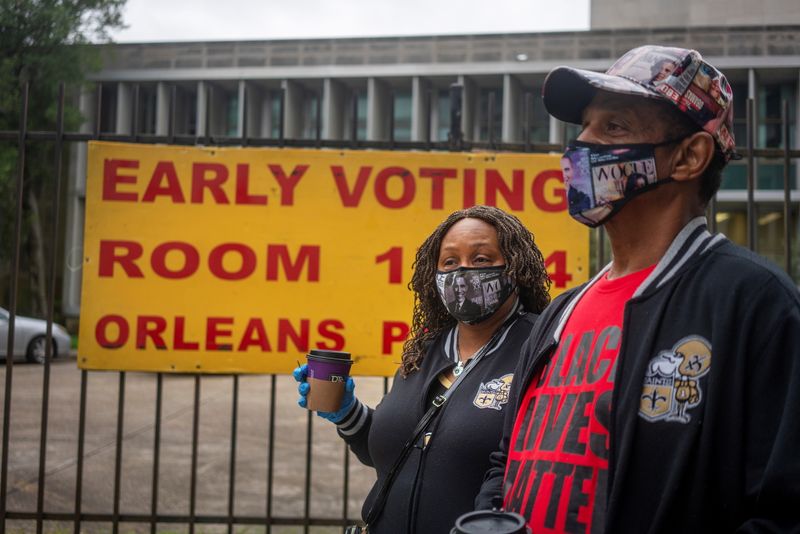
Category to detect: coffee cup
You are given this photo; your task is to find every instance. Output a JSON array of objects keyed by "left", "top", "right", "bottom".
[
  {"left": 450, "top": 510, "right": 530, "bottom": 534},
  {"left": 305, "top": 349, "right": 353, "bottom": 412}
]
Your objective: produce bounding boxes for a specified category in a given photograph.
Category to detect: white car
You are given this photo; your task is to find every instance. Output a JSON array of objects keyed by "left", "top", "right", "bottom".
[{"left": 0, "top": 307, "right": 72, "bottom": 364}]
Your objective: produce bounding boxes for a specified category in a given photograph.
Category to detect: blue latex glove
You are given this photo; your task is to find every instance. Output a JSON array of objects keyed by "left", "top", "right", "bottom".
[{"left": 292, "top": 364, "right": 356, "bottom": 423}]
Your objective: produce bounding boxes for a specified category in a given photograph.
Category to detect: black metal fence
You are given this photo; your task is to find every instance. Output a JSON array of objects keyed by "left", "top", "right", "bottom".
[{"left": 0, "top": 81, "right": 797, "bottom": 533}]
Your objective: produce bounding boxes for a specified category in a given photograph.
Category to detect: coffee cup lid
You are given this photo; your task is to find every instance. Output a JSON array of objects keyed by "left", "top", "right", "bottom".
[
  {"left": 308, "top": 349, "right": 351, "bottom": 360},
  {"left": 452, "top": 510, "right": 529, "bottom": 534}
]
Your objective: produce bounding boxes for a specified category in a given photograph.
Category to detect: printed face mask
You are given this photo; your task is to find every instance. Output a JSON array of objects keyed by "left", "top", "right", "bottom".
[
  {"left": 435, "top": 265, "right": 515, "bottom": 325},
  {"left": 561, "top": 139, "right": 682, "bottom": 227}
]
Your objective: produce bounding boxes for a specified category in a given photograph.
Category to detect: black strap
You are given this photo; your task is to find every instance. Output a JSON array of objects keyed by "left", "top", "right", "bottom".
[{"left": 363, "top": 312, "right": 520, "bottom": 527}]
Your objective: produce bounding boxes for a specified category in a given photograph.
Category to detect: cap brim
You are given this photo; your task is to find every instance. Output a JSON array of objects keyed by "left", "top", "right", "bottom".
[{"left": 543, "top": 67, "right": 662, "bottom": 125}]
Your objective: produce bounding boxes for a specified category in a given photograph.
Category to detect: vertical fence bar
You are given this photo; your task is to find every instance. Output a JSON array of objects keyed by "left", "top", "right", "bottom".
[
  {"left": 782, "top": 100, "right": 792, "bottom": 276},
  {"left": 278, "top": 88, "right": 286, "bottom": 148},
  {"left": 266, "top": 375, "right": 276, "bottom": 534},
  {"left": 242, "top": 84, "right": 249, "bottom": 147},
  {"left": 315, "top": 90, "right": 322, "bottom": 148},
  {"left": 746, "top": 98, "right": 756, "bottom": 251},
  {"left": 488, "top": 91, "right": 496, "bottom": 149},
  {"left": 94, "top": 83, "right": 103, "bottom": 138},
  {"left": 227, "top": 376, "right": 239, "bottom": 534},
  {"left": 425, "top": 88, "right": 433, "bottom": 148},
  {"left": 189, "top": 376, "right": 201, "bottom": 534},
  {"left": 0, "top": 82, "right": 29, "bottom": 534},
  {"left": 150, "top": 374, "right": 163, "bottom": 534},
  {"left": 523, "top": 93, "right": 532, "bottom": 152},
  {"left": 389, "top": 90, "right": 396, "bottom": 149},
  {"left": 34, "top": 82, "right": 66, "bottom": 534},
  {"left": 303, "top": 411, "right": 313, "bottom": 534},
  {"left": 351, "top": 93, "right": 359, "bottom": 148},
  {"left": 73, "top": 371, "right": 88, "bottom": 534},
  {"left": 112, "top": 372, "right": 126, "bottom": 534},
  {"left": 168, "top": 85, "right": 177, "bottom": 145},
  {"left": 132, "top": 84, "right": 140, "bottom": 142}
]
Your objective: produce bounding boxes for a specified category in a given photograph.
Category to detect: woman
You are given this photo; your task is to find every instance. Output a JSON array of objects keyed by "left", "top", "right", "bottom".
[{"left": 294, "top": 205, "right": 551, "bottom": 533}]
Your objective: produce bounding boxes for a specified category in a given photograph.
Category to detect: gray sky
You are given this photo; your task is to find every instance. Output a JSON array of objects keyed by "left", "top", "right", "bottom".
[{"left": 111, "top": 0, "right": 590, "bottom": 42}]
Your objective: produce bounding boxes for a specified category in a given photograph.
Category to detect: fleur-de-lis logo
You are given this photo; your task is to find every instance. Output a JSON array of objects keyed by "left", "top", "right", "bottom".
[{"left": 639, "top": 336, "right": 711, "bottom": 423}]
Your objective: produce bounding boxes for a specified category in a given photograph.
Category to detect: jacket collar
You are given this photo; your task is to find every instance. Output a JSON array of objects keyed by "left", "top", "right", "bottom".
[{"left": 552, "top": 216, "right": 727, "bottom": 341}]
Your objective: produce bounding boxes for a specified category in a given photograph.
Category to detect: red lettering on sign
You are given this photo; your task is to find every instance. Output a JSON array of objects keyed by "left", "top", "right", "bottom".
[
  {"left": 206, "top": 317, "right": 234, "bottom": 350},
  {"left": 269, "top": 164, "right": 308, "bottom": 206},
  {"left": 142, "top": 161, "right": 185, "bottom": 203},
  {"left": 316, "top": 319, "right": 345, "bottom": 350},
  {"left": 331, "top": 165, "right": 371, "bottom": 207},
  {"left": 103, "top": 159, "right": 139, "bottom": 201},
  {"left": 463, "top": 168, "right": 477, "bottom": 208},
  {"left": 95, "top": 315, "right": 129, "bottom": 348},
  {"left": 375, "top": 247, "right": 403, "bottom": 284},
  {"left": 238, "top": 318, "right": 272, "bottom": 351},
  {"left": 191, "top": 163, "right": 229, "bottom": 204},
  {"left": 486, "top": 169, "right": 524, "bottom": 211},
  {"left": 174, "top": 316, "right": 200, "bottom": 350},
  {"left": 136, "top": 315, "right": 167, "bottom": 349},
  {"left": 382, "top": 321, "right": 410, "bottom": 355},
  {"left": 374, "top": 167, "right": 415, "bottom": 209},
  {"left": 150, "top": 241, "right": 199, "bottom": 279},
  {"left": 235, "top": 164, "right": 267, "bottom": 205},
  {"left": 419, "top": 167, "right": 456, "bottom": 209},
  {"left": 99, "top": 240, "right": 144, "bottom": 278},
  {"left": 278, "top": 318, "right": 309, "bottom": 352},
  {"left": 208, "top": 243, "right": 257, "bottom": 281},
  {"left": 266, "top": 245, "right": 320, "bottom": 282},
  {"left": 532, "top": 170, "right": 567, "bottom": 212},
  {"left": 545, "top": 250, "right": 573, "bottom": 288}
]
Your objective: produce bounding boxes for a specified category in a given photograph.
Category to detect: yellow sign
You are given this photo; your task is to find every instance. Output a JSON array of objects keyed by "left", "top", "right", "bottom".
[{"left": 79, "top": 141, "right": 588, "bottom": 375}]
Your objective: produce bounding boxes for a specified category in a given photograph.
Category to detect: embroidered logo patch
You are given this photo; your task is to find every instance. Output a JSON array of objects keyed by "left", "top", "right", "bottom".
[
  {"left": 639, "top": 336, "right": 712, "bottom": 423},
  {"left": 473, "top": 373, "right": 513, "bottom": 410}
]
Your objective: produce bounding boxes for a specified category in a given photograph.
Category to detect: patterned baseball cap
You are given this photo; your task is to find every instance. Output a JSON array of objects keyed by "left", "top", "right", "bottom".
[{"left": 542, "top": 45, "right": 738, "bottom": 160}]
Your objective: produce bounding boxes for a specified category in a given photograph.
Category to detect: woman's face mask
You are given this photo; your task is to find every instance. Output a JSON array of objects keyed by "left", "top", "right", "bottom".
[
  {"left": 561, "top": 138, "right": 681, "bottom": 227},
  {"left": 435, "top": 265, "right": 515, "bottom": 325}
]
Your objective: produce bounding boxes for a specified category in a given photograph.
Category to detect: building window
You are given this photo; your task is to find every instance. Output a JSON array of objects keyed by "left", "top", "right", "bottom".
[
  {"left": 477, "top": 88, "right": 502, "bottom": 141},
  {"left": 301, "top": 91, "right": 320, "bottom": 139},
  {"left": 225, "top": 92, "right": 239, "bottom": 137},
  {"left": 759, "top": 82, "right": 796, "bottom": 149},
  {"left": 174, "top": 85, "right": 197, "bottom": 136},
  {"left": 99, "top": 83, "right": 117, "bottom": 133},
  {"left": 436, "top": 89, "right": 451, "bottom": 142},
  {"left": 393, "top": 91, "right": 412, "bottom": 141},
  {"left": 136, "top": 84, "right": 157, "bottom": 135},
  {"left": 525, "top": 89, "right": 549, "bottom": 143},
  {"left": 715, "top": 207, "right": 799, "bottom": 282}
]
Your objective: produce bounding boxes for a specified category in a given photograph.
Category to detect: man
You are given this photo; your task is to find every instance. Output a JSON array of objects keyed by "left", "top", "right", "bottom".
[
  {"left": 475, "top": 45, "right": 800, "bottom": 533},
  {"left": 448, "top": 272, "right": 481, "bottom": 316}
]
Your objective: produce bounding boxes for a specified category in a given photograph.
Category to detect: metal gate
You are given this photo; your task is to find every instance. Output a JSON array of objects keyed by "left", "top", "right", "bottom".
[{"left": 1, "top": 82, "right": 797, "bottom": 533}]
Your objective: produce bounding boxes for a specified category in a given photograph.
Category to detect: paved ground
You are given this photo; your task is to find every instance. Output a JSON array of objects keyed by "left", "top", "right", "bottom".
[{"left": 0, "top": 355, "right": 390, "bottom": 533}]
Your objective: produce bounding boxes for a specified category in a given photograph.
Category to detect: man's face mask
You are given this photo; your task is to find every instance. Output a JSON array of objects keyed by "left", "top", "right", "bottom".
[
  {"left": 561, "top": 139, "right": 681, "bottom": 227},
  {"left": 435, "top": 266, "right": 515, "bottom": 325}
]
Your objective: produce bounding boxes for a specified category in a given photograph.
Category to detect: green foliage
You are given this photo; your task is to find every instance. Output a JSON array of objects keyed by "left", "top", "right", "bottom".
[{"left": 0, "top": 0, "right": 126, "bottom": 314}]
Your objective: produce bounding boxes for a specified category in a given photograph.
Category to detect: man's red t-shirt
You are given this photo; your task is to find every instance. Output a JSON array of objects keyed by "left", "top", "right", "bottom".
[{"left": 503, "top": 265, "right": 655, "bottom": 533}]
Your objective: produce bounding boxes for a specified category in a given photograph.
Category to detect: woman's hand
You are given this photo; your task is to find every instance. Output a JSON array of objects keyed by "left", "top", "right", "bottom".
[{"left": 292, "top": 364, "right": 356, "bottom": 423}]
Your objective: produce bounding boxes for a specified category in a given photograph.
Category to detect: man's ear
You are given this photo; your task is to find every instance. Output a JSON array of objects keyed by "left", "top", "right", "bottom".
[{"left": 670, "top": 132, "right": 715, "bottom": 182}]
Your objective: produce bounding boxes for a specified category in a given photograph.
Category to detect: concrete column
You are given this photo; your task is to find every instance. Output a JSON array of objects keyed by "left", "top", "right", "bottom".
[
  {"left": 62, "top": 87, "right": 95, "bottom": 317},
  {"left": 155, "top": 82, "right": 170, "bottom": 136},
  {"left": 411, "top": 77, "right": 429, "bottom": 142},
  {"left": 282, "top": 80, "right": 304, "bottom": 139},
  {"left": 502, "top": 74, "right": 522, "bottom": 143},
  {"left": 549, "top": 116, "right": 565, "bottom": 145},
  {"left": 116, "top": 82, "right": 132, "bottom": 134},
  {"left": 196, "top": 81, "right": 208, "bottom": 138},
  {"left": 323, "top": 78, "right": 346, "bottom": 140},
  {"left": 236, "top": 80, "right": 246, "bottom": 137},
  {"left": 458, "top": 75, "right": 476, "bottom": 141},
  {"left": 367, "top": 78, "right": 391, "bottom": 141}
]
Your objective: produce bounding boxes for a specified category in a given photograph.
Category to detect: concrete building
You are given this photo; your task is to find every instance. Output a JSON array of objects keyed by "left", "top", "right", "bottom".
[{"left": 62, "top": 20, "right": 800, "bottom": 315}]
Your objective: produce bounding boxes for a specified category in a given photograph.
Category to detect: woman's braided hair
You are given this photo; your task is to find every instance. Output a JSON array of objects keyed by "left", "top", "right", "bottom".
[{"left": 400, "top": 205, "right": 551, "bottom": 377}]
